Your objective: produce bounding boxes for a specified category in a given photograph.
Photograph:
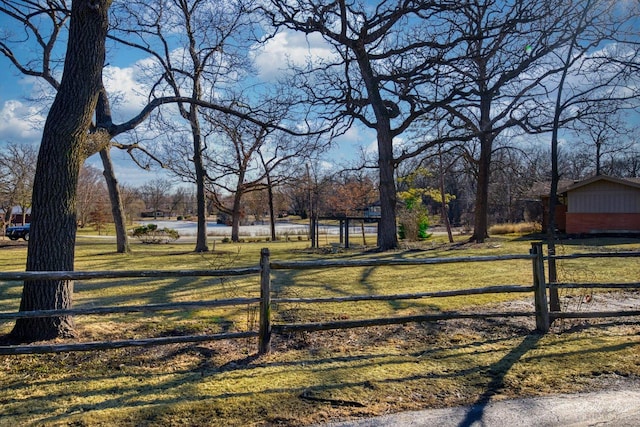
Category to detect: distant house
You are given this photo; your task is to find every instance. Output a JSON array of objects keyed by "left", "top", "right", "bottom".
[
  {"left": 537, "top": 176, "right": 640, "bottom": 234},
  {"left": 1, "top": 206, "right": 32, "bottom": 225},
  {"left": 140, "top": 210, "right": 166, "bottom": 219}
]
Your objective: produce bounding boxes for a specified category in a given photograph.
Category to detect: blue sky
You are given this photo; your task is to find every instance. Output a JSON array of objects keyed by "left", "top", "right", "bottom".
[
  {"left": 0, "top": 10, "right": 371, "bottom": 187},
  {"left": 1, "top": 4, "right": 638, "bottom": 189}
]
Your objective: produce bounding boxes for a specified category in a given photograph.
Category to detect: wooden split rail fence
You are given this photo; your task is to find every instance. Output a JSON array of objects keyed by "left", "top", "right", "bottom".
[{"left": 0, "top": 242, "right": 638, "bottom": 355}]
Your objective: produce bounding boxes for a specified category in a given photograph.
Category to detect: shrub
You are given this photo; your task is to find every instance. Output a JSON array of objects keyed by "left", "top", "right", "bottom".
[
  {"left": 132, "top": 224, "right": 180, "bottom": 244},
  {"left": 398, "top": 207, "right": 431, "bottom": 241}
]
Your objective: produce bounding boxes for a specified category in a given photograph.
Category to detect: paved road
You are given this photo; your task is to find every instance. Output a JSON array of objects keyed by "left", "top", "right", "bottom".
[{"left": 320, "top": 387, "right": 640, "bottom": 426}]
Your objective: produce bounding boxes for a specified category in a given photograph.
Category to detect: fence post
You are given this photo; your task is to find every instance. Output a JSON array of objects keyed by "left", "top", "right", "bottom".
[
  {"left": 546, "top": 242, "right": 561, "bottom": 312},
  {"left": 531, "top": 242, "right": 549, "bottom": 332},
  {"left": 258, "top": 248, "right": 272, "bottom": 355}
]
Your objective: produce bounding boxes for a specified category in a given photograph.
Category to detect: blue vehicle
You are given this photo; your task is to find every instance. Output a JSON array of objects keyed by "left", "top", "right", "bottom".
[{"left": 5, "top": 223, "right": 30, "bottom": 241}]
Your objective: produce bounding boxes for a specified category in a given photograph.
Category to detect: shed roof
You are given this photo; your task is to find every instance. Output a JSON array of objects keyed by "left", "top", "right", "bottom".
[{"left": 562, "top": 175, "right": 640, "bottom": 193}]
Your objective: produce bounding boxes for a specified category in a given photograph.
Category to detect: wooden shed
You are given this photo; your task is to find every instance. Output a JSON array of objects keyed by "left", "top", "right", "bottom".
[{"left": 561, "top": 176, "right": 640, "bottom": 234}]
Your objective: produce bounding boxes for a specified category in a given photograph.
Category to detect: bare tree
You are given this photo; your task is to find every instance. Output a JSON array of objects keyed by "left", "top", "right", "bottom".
[
  {"left": 523, "top": 0, "right": 640, "bottom": 313},
  {"left": 140, "top": 178, "right": 173, "bottom": 219},
  {"left": 0, "top": 143, "right": 37, "bottom": 231},
  {"left": 0, "top": 0, "right": 131, "bottom": 253},
  {"left": 571, "top": 110, "right": 635, "bottom": 176},
  {"left": 109, "top": 0, "right": 257, "bottom": 252},
  {"left": 261, "top": 0, "right": 460, "bottom": 250},
  {"left": 611, "top": 145, "right": 640, "bottom": 178},
  {"left": 1, "top": 0, "right": 316, "bottom": 342},
  {"left": 76, "top": 165, "right": 107, "bottom": 228},
  {"left": 433, "top": 0, "right": 605, "bottom": 242},
  {"left": 488, "top": 144, "right": 532, "bottom": 224},
  {"left": 533, "top": 0, "right": 639, "bottom": 234},
  {"left": 9, "top": 0, "right": 112, "bottom": 342},
  {"left": 204, "top": 110, "right": 321, "bottom": 242},
  {"left": 168, "top": 187, "right": 194, "bottom": 218},
  {"left": 120, "top": 185, "right": 146, "bottom": 223}
]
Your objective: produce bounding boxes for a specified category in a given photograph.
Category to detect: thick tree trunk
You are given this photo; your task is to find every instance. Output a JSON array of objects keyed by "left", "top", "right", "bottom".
[
  {"left": 353, "top": 45, "right": 399, "bottom": 251},
  {"left": 470, "top": 87, "right": 493, "bottom": 244},
  {"left": 231, "top": 192, "right": 242, "bottom": 242},
  {"left": 10, "top": 0, "right": 111, "bottom": 343},
  {"left": 470, "top": 138, "right": 492, "bottom": 243},
  {"left": 184, "top": 27, "right": 209, "bottom": 253},
  {"left": 192, "top": 120, "right": 209, "bottom": 252},
  {"left": 377, "top": 124, "right": 398, "bottom": 250}
]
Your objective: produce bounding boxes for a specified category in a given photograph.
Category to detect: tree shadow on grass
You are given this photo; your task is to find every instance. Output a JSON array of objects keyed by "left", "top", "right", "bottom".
[{"left": 457, "top": 333, "right": 543, "bottom": 427}]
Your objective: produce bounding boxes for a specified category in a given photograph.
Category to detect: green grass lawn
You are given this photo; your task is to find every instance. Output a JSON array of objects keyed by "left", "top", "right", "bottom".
[{"left": 0, "top": 233, "right": 639, "bottom": 426}]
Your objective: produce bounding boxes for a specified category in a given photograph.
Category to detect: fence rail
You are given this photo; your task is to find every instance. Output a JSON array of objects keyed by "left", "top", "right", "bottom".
[
  {"left": 0, "top": 298, "right": 262, "bottom": 320},
  {"left": 0, "top": 242, "right": 638, "bottom": 355},
  {"left": 547, "top": 251, "right": 640, "bottom": 322}
]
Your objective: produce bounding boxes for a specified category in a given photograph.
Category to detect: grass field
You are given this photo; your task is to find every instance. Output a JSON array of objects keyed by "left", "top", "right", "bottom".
[{"left": 1, "top": 233, "right": 639, "bottom": 426}]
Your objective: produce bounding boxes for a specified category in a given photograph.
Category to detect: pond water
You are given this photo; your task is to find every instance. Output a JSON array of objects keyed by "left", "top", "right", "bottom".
[{"left": 138, "top": 220, "right": 377, "bottom": 237}]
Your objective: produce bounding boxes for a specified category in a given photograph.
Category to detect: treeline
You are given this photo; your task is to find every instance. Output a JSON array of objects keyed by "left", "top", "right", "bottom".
[{"left": 3, "top": 141, "right": 638, "bottom": 238}]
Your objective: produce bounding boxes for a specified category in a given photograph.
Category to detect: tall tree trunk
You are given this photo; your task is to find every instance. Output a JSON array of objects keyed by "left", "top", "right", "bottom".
[
  {"left": 231, "top": 191, "right": 242, "bottom": 242},
  {"left": 99, "top": 149, "right": 130, "bottom": 253},
  {"left": 266, "top": 174, "right": 277, "bottom": 241},
  {"left": 10, "top": 0, "right": 111, "bottom": 343},
  {"left": 191, "top": 113, "right": 209, "bottom": 252},
  {"left": 546, "top": 0, "right": 594, "bottom": 314},
  {"left": 439, "top": 149, "right": 454, "bottom": 243},
  {"left": 354, "top": 46, "right": 398, "bottom": 251},
  {"left": 96, "top": 87, "right": 129, "bottom": 253},
  {"left": 376, "top": 124, "right": 398, "bottom": 251},
  {"left": 470, "top": 86, "right": 493, "bottom": 244},
  {"left": 548, "top": 99, "right": 562, "bottom": 312},
  {"left": 471, "top": 137, "right": 492, "bottom": 243}
]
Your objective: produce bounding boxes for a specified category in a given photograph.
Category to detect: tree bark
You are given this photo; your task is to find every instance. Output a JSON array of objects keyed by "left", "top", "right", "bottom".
[
  {"left": 10, "top": 0, "right": 111, "bottom": 343},
  {"left": 191, "top": 110, "right": 209, "bottom": 252},
  {"left": 376, "top": 124, "right": 399, "bottom": 251},
  {"left": 99, "top": 148, "right": 130, "bottom": 253},
  {"left": 96, "top": 86, "right": 130, "bottom": 253},
  {"left": 354, "top": 45, "right": 398, "bottom": 251},
  {"left": 469, "top": 81, "right": 493, "bottom": 243},
  {"left": 266, "top": 172, "right": 277, "bottom": 241},
  {"left": 470, "top": 137, "right": 492, "bottom": 243},
  {"left": 231, "top": 190, "right": 243, "bottom": 242}
]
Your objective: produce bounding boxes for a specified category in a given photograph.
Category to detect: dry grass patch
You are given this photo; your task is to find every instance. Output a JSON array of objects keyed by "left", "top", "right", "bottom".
[
  {"left": 489, "top": 222, "right": 542, "bottom": 235},
  {"left": 1, "top": 235, "right": 640, "bottom": 425},
  {"left": 2, "top": 315, "right": 640, "bottom": 426}
]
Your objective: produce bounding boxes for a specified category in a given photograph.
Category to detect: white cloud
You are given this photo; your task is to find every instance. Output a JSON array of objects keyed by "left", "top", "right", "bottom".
[
  {"left": 252, "top": 31, "right": 336, "bottom": 81},
  {"left": 0, "top": 100, "right": 46, "bottom": 144},
  {"left": 103, "top": 63, "right": 153, "bottom": 122}
]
